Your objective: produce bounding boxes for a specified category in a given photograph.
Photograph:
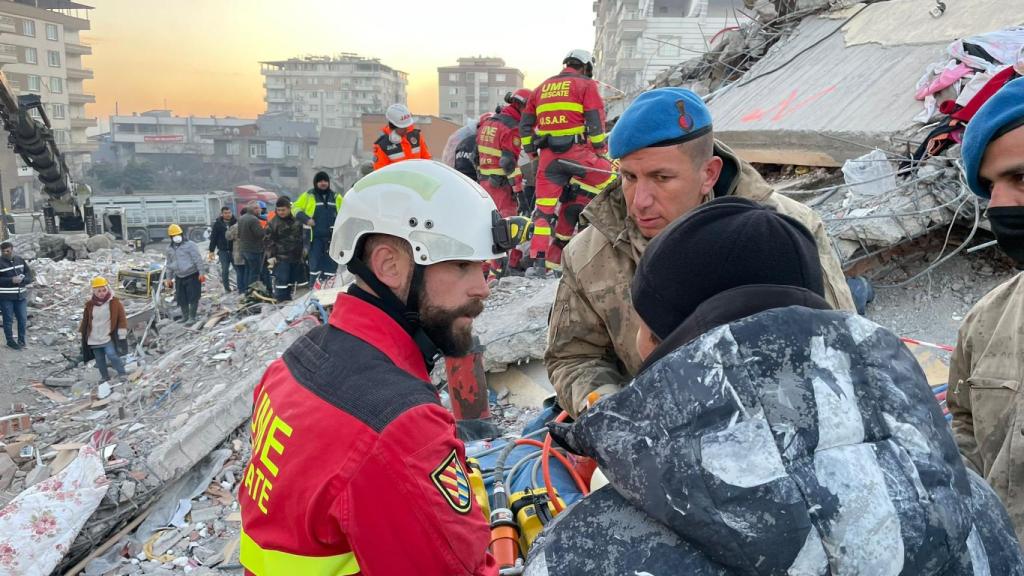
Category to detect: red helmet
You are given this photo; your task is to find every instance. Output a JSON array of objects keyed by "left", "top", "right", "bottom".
[{"left": 510, "top": 88, "right": 532, "bottom": 107}]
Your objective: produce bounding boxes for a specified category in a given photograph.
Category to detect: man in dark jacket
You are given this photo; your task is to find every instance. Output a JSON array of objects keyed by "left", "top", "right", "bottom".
[
  {"left": 294, "top": 171, "right": 342, "bottom": 288},
  {"left": 454, "top": 128, "right": 480, "bottom": 181},
  {"left": 266, "top": 197, "right": 304, "bottom": 302},
  {"left": 527, "top": 198, "right": 1024, "bottom": 575},
  {"left": 237, "top": 201, "right": 266, "bottom": 292},
  {"left": 208, "top": 206, "right": 236, "bottom": 293},
  {"left": 0, "top": 241, "right": 32, "bottom": 349}
]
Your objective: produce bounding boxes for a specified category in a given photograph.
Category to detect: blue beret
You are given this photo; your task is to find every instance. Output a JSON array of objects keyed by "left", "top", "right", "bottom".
[
  {"left": 963, "top": 77, "right": 1024, "bottom": 198},
  {"left": 609, "top": 88, "right": 713, "bottom": 160}
]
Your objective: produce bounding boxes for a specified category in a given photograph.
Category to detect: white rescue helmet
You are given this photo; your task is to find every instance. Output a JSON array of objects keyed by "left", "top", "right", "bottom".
[
  {"left": 385, "top": 103, "right": 414, "bottom": 129},
  {"left": 564, "top": 49, "right": 594, "bottom": 67},
  {"left": 330, "top": 160, "right": 507, "bottom": 267}
]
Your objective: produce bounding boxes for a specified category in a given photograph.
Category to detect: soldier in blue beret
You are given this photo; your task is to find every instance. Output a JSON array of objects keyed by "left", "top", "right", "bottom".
[
  {"left": 545, "top": 87, "right": 855, "bottom": 417},
  {"left": 948, "top": 76, "right": 1024, "bottom": 543}
]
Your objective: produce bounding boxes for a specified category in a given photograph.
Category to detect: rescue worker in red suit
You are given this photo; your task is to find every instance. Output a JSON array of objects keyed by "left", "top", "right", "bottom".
[
  {"left": 478, "top": 89, "right": 531, "bottom": 279},
  {"left": 372, "top": 103, "right": 431, "bottom": 170},
  {"left": 520, "top": 49, "right": 617, "bottom": 274},
  {"left": 239, "top": 160, "right": 505, "bottom": 575}
]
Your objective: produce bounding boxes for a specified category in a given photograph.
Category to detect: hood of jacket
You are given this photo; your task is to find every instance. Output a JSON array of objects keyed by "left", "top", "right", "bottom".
[
  {"left": 582, "top": 140, "right": 775, "bottom": 264},
  {"left": 555, "top": 302, "right": 1007, "bottom": 576}
]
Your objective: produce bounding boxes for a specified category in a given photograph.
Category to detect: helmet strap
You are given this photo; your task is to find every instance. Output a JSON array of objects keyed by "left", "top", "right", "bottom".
[{"left": 346, "top": 257, "right": 441, "bottom": 372}]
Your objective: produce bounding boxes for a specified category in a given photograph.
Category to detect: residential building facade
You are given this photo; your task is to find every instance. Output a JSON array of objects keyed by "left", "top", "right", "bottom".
[
  {"left": 108, "top": 110, "right": 254, "bottom": 166},
  {"left": 261, "top": 54, "right": 407, "bottom": 131},
  {"left": 0, "top": 0, "right": 96, "bottom": 212},
  {"left": 593, "top": 0, "right": 731, "bottom": 103},
  {"left": 437, "top": 57, "right": 524, "bottom": 123},
  {"left": 209, "top": 114, "right": 322, "bottom": 196}
]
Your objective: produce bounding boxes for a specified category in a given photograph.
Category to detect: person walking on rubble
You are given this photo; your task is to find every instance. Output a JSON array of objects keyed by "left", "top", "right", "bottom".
[
  {"left": 239, "top": 160, "right": 514, "bottom": 575},
  {"left": 226, "top": 208, "right": 247, "bottom": 293},
  {"left": 519, "top": 49, "right": 616, "bottom": 275},
  {"left": 545, "top": 87, "right": 856, "bottom": 418},
  {"left": 237, "top": 201, "right": 266, "bottom": 292},
  {"left": 208, "top": 205, "right": 236, "bottom": 294},
  {"left": 0, "top": 240, "right": 32, "bottom": 350},
  {"left": 265, "top": 197, "right": 304, "bottom": 302},
  {"left": 293, "top": 171, "right": 342, "bottom": 288},
  {"left": 79, "top": 276, "right": 128, "bottom": 383},
  {"left": 527, "top": 198, "right": 1024, "bottom": 575},
  {"left": 948, "top": 77, "right": 1024, "bottom": 543},
  {"left": 164, "top": 223, "right": 205, "bottom": 324}
]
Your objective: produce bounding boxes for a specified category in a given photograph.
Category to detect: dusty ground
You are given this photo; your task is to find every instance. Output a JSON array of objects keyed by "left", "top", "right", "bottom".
[{"left": 865, "top": 245, "right": 1016, "bottom": 347}]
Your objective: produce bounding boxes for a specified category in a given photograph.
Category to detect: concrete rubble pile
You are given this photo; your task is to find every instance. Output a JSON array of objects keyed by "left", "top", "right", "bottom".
[
  {"left": 0, "top": 233, "right": 325, "bottom": 574},
  {"left": 471, "top": 276, "right": 558, "bottom": 373}
]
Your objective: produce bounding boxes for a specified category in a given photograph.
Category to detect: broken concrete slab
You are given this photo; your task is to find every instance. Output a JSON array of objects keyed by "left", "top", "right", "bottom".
[
  {"left": 472, "top": 276, "right": 558, "bottom": 372},
  {"left": 704, "top": 0, "right": 1024, "bottom": 166}
]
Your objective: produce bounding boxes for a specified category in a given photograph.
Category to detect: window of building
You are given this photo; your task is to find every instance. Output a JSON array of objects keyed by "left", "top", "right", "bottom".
[
  {"left": 26, "top": 75, "right": 40, "bottom": 92},
  {"left": 495, "top": 73, "right": 506, "bottom": 82},
  {"left": 137, "top": 124, "right": 158, "bottom": 134},
  {"left": 250, "top": 141, "right": 267, "bottom": 157},
  {"left": 448, "top": 87, "right": 459, "bottom": 96},
  {"left": 47, "top": 50, "right": 60, "bottom": 67},
  {"left": 45, "top": 23, "right": 58, "bottom": 41},
  {"left": 50, "top": 103, "right": 65, "bottom": 119},
  {"left": 308, "top": 144, "right": 317, "bottom": 159},
  {"left": 24, "top": 48, "right": 37, "bottom": 65},
  {"left": 285, "top": 142, "right": 299, "bottom": 157},
  {"left": 279, "top": 166, "right": 299, "bottom": 178},
  {"left": 326, "top": 118, "right": 336, "bottom": 127},
  {"left": 53, "top": 129, "right": 68, "bottom": 144},
  {"left": 226, "top": 141, "right": 240, "bottom": 156},
  {"left": 309, "top": 91, "right": 318, "bottom": 98},
  {"left": 325, "top": 104, "right": 336, "bottom": 112},
  {"left": 21, "top": 19, "right": 34, "bottom": 37},
  {"left": 49, "top": 77, "right": 62, "bottom": 94},
  {"left": 449, "top": 73, "right": 459, "bottom": 82},
  {"left": 309, "top": 104, "right": 319, "bottom": 112},
  {"left": 449, "top": 101, "right": 459, "bottom": 109},
  {"left": 115, "top": 123, "right": 135, "bottom": 133}
]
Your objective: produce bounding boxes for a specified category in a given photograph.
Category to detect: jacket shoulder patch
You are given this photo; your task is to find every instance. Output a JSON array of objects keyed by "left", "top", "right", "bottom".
[{"left": 430, "top": 449, "right": 471, "bottom": 514}]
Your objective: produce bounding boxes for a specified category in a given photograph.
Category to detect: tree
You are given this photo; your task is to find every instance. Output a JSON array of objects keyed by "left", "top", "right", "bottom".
[{"left": 121, "top": 160, "right": 156, "bottom": 190}]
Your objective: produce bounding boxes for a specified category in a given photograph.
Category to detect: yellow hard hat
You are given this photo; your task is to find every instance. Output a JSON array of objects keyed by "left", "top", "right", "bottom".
[
  {"left": 167, "top": 224, "right": 183, "bottom": 236},
  {"left": 91, "top": 276, "right": 108, "bottom": 288}
]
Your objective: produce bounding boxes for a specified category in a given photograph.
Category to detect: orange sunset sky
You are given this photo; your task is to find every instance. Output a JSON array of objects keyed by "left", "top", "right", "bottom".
[{"left": 82, "top": 0, "right": 595, "bottom": 129}]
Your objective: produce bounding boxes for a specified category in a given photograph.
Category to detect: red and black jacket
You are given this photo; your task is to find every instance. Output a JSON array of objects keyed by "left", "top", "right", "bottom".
[{"left": 239, "top": 292, "right": 497, "bottom": 575}]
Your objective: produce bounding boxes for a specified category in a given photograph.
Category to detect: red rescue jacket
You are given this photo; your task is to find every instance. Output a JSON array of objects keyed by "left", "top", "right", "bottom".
[
  {"left": 520, "top": 67, "right": 607, "bottom": 153},
  {"left": 477, "top": 105, "right": 524, "bottom": 190},
  {"left": 239, "top": 292, "right": 497, "bottom": 576}
]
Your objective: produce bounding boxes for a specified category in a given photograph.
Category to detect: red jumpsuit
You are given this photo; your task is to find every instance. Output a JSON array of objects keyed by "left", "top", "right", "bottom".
[
  {"left": 520, "top": 68, "right": 617, "bottom": 271},
  {"left": 239, "top": 292, "right": 497, "bottom": 576},
  {"left": 478, "top": 105, "right": 525, "bottom": 276}
]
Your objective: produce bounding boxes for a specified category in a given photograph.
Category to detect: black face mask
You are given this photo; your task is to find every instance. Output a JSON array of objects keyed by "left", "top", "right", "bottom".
[{"left": 987, "top": 206, "right": 1024, "bottom": 269}]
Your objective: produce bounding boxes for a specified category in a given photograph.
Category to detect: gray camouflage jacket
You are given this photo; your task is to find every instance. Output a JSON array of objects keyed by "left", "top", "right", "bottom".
[{"left": 530, "top": 286, "right": 1023, "bottom": 575}]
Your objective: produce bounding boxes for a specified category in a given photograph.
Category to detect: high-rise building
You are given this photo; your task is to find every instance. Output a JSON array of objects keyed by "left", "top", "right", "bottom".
[
  {"left": 437, "top": 57, "right": 524, "bottom": 124},
  {"left": 593, "top": 0, "right": 731, "bottom": 100},
  {"left": 261, "top": 54, "right": 408, "bottom": 131},
  {"left": 0, "top": 0, "right": 96, "bottom": 212}
]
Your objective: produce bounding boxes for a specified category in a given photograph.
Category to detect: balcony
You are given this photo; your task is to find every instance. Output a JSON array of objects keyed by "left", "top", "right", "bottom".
[
  {"left": 68, "top": 92, "right": 96, "bottom": 104},
  {"left": 0, "top": 43, "right": 17, "bottom": 66},
  {"left": 64, "top": 141, "right": 98, "bottom": 154},
  {"left": 64, "top": 42, "right": 92, "bottom": 56},
  {"left": 66, "top": 67, "right": 94, "bottom": 80},
  {"left": 620, "top": 14, "right": 645, "bottom": 39},
  {"left": 70, "top": 117, "right": 96, "bottom": 129},
  {"left": 0, "top": 16, "right": 16, "bottom": 34}
]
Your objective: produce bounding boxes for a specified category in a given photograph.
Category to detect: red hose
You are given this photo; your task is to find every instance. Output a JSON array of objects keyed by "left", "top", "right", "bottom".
[{"left": 539, "top": 411, "right": 589, "bottom": 513}]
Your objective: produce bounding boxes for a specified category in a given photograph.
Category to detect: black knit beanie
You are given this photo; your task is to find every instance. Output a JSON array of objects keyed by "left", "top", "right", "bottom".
[
  {"left": 631, "top": 197, "right": 824, "bottom": 340},
  {"left": 314, "top": 171, "right": 330, "bottom": 185}
]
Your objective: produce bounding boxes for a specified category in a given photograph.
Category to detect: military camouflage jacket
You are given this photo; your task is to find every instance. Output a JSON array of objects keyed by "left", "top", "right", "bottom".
[
  {"left": 949, "top": 272, "right": 1024, "bottom": 542},
  {"left": 545, "top": 142, "right": 856, "bottom": 416}
]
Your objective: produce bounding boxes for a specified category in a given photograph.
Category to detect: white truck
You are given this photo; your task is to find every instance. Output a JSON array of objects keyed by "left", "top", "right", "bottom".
[{"left": 88, "top": 191, "right": 232, "bottom": 244}]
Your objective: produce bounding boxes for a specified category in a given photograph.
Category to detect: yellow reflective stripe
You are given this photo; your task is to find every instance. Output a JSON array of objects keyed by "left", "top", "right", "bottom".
[
  {"left": 533, "top": 226, "right": 551, "bottom": 236},
  {"left": 478, "top": 145, "right": 503, "bottom": 157},
  {"left": 536, "top": 126, "right": 585, "bottom": 137},
  {"left": 240, "top": 529, "right": 360, "bottom": 576},
  {"left": 536, "top": 102, "right": 584, "bottom": 114},
  {"left": 555, "top": 232, "right": 573, "bottom": 241},
  {"left": 589, "top": 132, "right": 608, "bottom": 144},
  {"left": 536, "top": 197, "right": 558, "bottom": 207},
  {"left": 521, "top": 135, "right": 533, "bottom": 145},
  {"left": 479, "top": 168, "right": 506, "bottom": 176},
  {"left": 509, "top": 168, "right": 522, "bottom": 177},
  {"left": 545, "top": 260, "right": 562, "bottom": 271}
]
